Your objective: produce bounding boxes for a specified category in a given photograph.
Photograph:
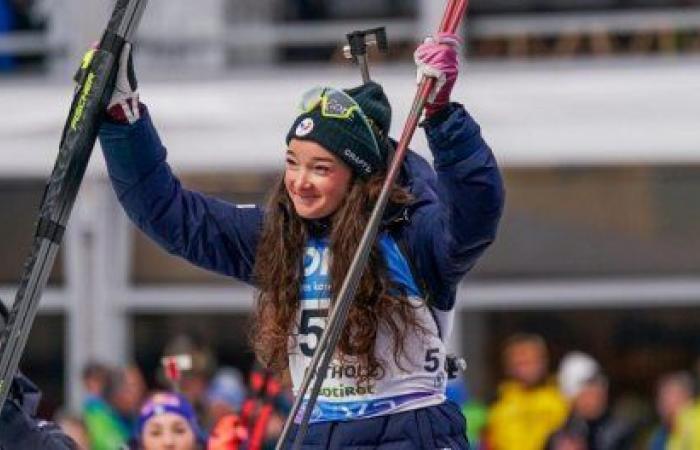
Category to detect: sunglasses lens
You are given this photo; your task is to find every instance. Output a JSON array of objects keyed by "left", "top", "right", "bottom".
[
  {"left": 295, "top": 87, "right": 380, "bottom": 157},
  {"left": 299, "top": 86, "right": 326, "bottom": 112},
  {"left": 322, "top": 90, "right": 357, "bottom": 118}
]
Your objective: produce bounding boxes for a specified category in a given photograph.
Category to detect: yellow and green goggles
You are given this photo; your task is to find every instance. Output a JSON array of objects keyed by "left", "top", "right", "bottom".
[{"left": 298, "top": 86, "right": 380, "bottom": 153}]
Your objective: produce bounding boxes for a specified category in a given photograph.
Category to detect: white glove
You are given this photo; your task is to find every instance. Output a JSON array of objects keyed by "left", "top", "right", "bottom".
[{"left": 106, "top": 43, "right": 140, "bottom": 124}]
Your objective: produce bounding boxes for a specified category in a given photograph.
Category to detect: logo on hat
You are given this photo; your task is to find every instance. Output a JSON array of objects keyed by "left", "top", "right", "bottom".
[
  {"left": 296, "top": 118, "right": 314, "bottom": 137},
  {"left": 343, "top": 148, "right": 373, "bottom": 174}
]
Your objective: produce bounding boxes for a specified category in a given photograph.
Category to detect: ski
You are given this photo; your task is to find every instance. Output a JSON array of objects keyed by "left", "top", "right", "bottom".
[
  {"left": 277, "top": 1, "right": 470, "bottom": 449},
  {"left": 0, "top": 0, "right": 148, "bottom": 410}
]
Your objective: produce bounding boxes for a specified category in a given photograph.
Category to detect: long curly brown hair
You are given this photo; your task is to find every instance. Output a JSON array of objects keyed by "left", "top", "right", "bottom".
[{"left": 251, "top": 174, "right": 427, "bottom": 384}]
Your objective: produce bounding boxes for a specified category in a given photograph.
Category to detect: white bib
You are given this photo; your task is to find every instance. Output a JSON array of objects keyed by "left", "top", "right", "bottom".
[{"left": 288, "top": 234, "right": 453, "bottom": 423}]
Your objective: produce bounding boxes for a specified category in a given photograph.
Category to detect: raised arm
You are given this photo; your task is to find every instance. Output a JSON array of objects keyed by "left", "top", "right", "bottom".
[
  {"left": 95, "top": 43, "right": 263, "bottom": 284},
  {"left": 99, "top": 109, "right": 263, "bottom": 284},
  {"left": 403, "top": 103, "right": 504, "bottom": 310},
  {"left": 402, "top": 32, "right": 505, "bottom": 310}
]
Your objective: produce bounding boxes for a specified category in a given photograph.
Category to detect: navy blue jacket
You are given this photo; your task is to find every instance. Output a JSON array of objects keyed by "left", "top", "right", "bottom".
[
  {"left": 98, "top": 102, "right": 504, "bottom": 312},
  {"left": 0, "top": 375, "right": 78, "bottom": 450}
]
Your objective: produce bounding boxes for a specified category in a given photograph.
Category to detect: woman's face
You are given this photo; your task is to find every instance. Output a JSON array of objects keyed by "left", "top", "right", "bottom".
[
  {"left": 285, "top": 139, "right": 353, "bottom": 220},
  {"left": 142, "top": 413, "right": 196, "bottom": 450}
]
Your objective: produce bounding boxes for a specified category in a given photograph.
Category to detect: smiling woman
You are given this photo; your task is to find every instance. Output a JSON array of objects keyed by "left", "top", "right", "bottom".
[
  {"left": 284, "top": 140, "right": 353, "bottom": 220},
  {"left": 98, "top": 32, "right": 504, "bottom": 449}
]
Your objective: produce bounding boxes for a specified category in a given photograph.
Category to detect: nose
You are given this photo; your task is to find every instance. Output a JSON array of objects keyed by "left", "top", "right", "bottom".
[
  {"left": 295, "top": 168, "right": 313, "bottom": 191},
  {"left": 163, "top": 432, "right": 177, "bottom": 448}
]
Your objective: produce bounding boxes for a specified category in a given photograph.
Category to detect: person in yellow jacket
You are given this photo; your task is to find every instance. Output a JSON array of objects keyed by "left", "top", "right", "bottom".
[
  {"left": 486, "top": 334, "right": 569, "bottom": 450},
  {"left": 669, "top": 400, "right": 700, "bottom": 450},
  {"left": 648, "top": 372, "right": 695, "bottom": 450}
]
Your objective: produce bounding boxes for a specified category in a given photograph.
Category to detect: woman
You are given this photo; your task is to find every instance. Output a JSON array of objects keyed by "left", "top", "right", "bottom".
[
  {"left": 99, "top": 33, "right": 504, "bottom": 449},
  {"left": 134, "top": 392, "right": 205, "bottom": 450}
]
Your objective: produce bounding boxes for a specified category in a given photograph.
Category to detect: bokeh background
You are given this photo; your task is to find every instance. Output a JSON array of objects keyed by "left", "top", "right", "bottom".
[{"left": 1, "top": 0, "right": 700, "bottom": 448}]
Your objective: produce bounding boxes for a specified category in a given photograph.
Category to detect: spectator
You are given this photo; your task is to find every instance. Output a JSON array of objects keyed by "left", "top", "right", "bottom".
[
  {"left": 649, "top": 372, "right": 695, "bottom": 450},
  {"left": 446, "top": 377, "right": 488, "bottom": 448},
  {"left": 486, "top": 333, "right": 568, "bottom": 450},
  {"left": 53, "top": 411, "right": 90, "bottom": 450},
  {"left": 546, "top": 351, "right": 636, "bottom": 450},
  {"left": 110, "top": 364, "right": 148, "bottom": 427},
  {"left": 207, "top": 367, "right": 287, "bottom": 450},
  {"left": 204, "top": 367, "right": 246, "bottom": 429},
  {"left": 82, "top": 361, "right": 111, "bottom": 399},
  {"left": 84, "top": 365, "right": 146, "bottom": 450},
  {"left": 161, "top": 335, "right": 216, "bottom": 419},
  {"left": 133, "top": 391, "right": 206, "bottom": 450}
]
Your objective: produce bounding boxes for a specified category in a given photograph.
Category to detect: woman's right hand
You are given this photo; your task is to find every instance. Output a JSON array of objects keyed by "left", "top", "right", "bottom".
[{"left": 106, "top": 43, "right": 141, "bottom": 124}]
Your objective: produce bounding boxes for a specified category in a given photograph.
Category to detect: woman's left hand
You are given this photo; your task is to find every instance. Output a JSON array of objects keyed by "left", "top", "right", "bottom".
[{"left": 414, "top": 32, "right": 461, "bottom": 118}]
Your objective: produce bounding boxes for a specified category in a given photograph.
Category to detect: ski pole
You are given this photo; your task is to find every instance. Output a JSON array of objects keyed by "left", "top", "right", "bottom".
[
  {"left": 276, "top": 2, "right": 469, "bottom": 449},
  {"left": 343, "top": 27, "right": 388, "bottom": 83},
  {"left": 0, "top": 0, "right": 148, "bottom": 411}
]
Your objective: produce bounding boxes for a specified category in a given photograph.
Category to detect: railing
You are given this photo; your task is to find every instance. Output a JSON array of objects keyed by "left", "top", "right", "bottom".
[
  {"left": 0, "top": 31, "right": 57, "bottom": 55},
  {"left": 469, "top": 7, "right": 700, "bottom": 37},
  {"left": 0, "top": 7, "right": 699, "bottom": 64}
]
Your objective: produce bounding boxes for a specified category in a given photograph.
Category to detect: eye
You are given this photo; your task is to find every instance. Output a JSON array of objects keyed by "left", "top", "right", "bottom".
[
  {"left": 286, "top": 157, "right": 299, "bottom": 168},
  {"left": 314, "top": 165, "right": 331, "bottom": 175}
]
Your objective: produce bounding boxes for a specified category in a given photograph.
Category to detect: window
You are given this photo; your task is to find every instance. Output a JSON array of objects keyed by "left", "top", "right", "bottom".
[
  {"left": 0, "top": 180, "right": 64, "bottom": 285},
  {"left": 472, "top": 165, "right": 700, "bottom": 280}
]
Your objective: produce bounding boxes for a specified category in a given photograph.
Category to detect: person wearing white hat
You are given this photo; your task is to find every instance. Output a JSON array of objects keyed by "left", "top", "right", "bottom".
[{"left": 546, "top": 352, "right": 637, "bottom": 450}]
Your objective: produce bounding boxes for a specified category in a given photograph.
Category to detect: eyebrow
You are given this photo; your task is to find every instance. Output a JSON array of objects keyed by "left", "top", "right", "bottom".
[
  {"left": 310, "top": 157, "right": 336, "bottom": 164},
  {"left": 285, "top": 150, "right": 335, "bottom": 164}
]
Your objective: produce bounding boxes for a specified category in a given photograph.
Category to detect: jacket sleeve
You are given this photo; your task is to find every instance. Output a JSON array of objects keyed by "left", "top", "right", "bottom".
[
  {"left": 407, "top": 103, "right": 505, "bottom": 310},
  {"left": 0, "top": 377, "right": 78, "bottom": 450},
  {"left": 98, "top": 109, "right": 263, "bottom": 284}
]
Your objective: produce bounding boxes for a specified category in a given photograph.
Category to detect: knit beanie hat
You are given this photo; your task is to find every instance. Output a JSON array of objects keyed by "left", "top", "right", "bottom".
[
  {"left": 137, "top": 392, "right": 206, "bottom": 444},
  {"left": 557, "top": 352, "right": 604, "bottom": 400},
  {"left": 346, "top": 81, "right": 392, "bottom": 137},
  {"left": 286, "top": 82, "right": 392, "bottom": 178}
]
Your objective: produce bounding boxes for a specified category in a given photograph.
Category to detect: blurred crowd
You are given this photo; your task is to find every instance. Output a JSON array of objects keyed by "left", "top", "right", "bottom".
[
  {"left": 0, "top": 0, "right": 45, "bottom": 71},
  {"left": 447, "top": 333, "right": 700, "bottom": 450},
  {"left": 45, "top": 331, "right": 700, "bottom": 450},
  {"left": 51, "top": 335, "right": 291, "bottom": 450}
]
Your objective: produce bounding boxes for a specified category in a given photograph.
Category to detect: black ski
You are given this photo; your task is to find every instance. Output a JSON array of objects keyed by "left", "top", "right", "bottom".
[{"left": 0, "top": 0, "right": 148, "bottom": 409}]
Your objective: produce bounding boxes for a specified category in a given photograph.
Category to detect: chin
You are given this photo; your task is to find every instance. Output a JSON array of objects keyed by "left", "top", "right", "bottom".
[
  {"left": 293, "top": 203, "right": 329, "bottom": 220},
  {"left": 296, "top": 209, "right": 326, "bottom": 220}
]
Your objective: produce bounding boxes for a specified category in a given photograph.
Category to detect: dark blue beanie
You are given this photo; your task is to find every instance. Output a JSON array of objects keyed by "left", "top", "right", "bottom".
[{"left": 286, "top": 82, "right": 392, "bottom": 178}]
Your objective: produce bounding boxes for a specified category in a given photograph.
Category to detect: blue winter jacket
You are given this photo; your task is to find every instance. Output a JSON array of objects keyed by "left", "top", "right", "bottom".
[
  {"left": 98, "top": 102, "right": 504, "bottom": 312},
  {"left": 0, "top": 375, "right": 79, "bottom": 450}
]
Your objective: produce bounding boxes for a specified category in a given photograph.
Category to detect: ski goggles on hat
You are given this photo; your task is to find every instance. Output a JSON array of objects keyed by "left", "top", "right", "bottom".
[{"left": 298, "top": 86, "right": 380, "bottom": 152}]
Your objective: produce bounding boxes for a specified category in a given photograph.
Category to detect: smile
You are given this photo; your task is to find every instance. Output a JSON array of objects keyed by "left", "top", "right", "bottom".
[{"left": 294, "top": 193, "right": 320, "bottom": 204}]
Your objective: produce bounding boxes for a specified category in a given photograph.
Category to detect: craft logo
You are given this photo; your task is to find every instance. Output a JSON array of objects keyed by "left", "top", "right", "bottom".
[
  {"left": 296, "top": 118, "right": 314, "bottom": 137},
  {"left": 343, "top": 148, "right": 372, "bottom": 174}
]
